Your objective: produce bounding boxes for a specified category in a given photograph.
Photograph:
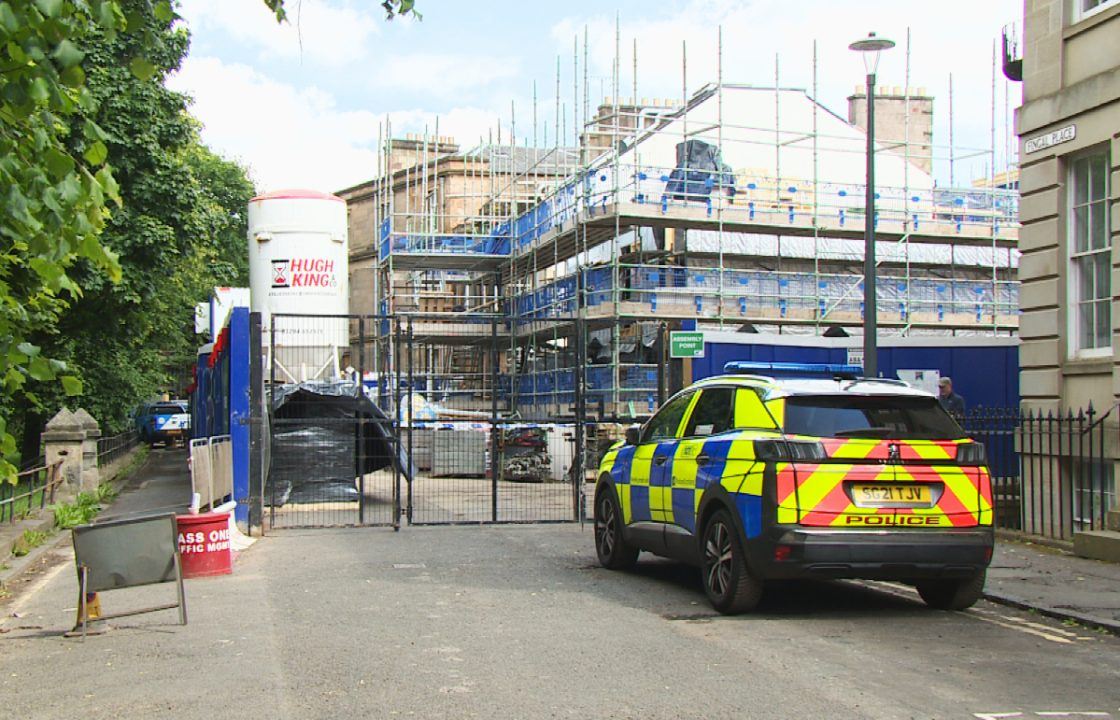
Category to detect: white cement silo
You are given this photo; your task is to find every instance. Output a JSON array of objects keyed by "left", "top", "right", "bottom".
[{"left": 248, "top": 189, "right": 348, "bottom": 381}]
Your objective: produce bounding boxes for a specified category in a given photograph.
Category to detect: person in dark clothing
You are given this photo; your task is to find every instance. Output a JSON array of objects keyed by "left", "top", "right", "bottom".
[{"left": 938, "top": 377, "right": 966, "bottom": 415}]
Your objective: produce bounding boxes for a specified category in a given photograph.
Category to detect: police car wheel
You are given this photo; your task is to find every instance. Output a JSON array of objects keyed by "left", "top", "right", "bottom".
[
  {"left": 701, "top": 509, "right": 763, "bottom": 614},
  {"left": 916, "top": 570, "right": 986, "bottom": 611},
  {"left": 595, "top": 487, "right": 638, "bottom": 570}
]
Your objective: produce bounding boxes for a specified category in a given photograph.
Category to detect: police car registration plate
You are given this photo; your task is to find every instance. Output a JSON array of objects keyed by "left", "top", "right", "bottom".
[{"left": 851, "top": 484, "right": 931, "bottom": 508}]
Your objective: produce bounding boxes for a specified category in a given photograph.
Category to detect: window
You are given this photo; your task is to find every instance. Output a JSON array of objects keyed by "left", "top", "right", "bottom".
[
  {"left": 1075, "top": 0, "right": 1119, "bottom": 21},
  {"left": 683, "top": 388, "right": 735, "bottom": 437},
  {"left": 642, "top": 392, "right": 694, "bottom": 443},
  {"left": 1069, "top": 150, "right": 1111, "bottom": 354},
  {"left": 782, "top": 396, "right": 966, "bottom": 440},
  {"left": 1071, "top": 458, "right": 1116, "bottom": 529}
]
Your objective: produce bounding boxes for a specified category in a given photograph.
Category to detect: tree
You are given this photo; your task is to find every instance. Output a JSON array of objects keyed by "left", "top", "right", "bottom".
[
  {"left": 14, "top": 0, "right": 255, "bottom": 451},
  {"left": 0, "top": 1, "right": 127, "bottom": 480},
  {"left": 1, "top": 0, "right": 414, "bottom": 481}
]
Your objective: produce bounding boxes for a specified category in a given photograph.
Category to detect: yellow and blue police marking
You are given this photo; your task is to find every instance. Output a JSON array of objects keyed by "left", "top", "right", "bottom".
[{"left": 604, "top": 432, "right": 765, "bottom": 539}]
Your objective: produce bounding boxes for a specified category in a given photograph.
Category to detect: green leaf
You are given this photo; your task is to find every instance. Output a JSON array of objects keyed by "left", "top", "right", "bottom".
[
  {"left": 263, "top": 0, "right": 287, "bottom": 22},
  {"left": 60, "top": 375, "right": 83, "bottom": 396},
  {"left": 95, "top": 166, "right": 120, "bottom": 205},
  {"left": 29, "top": 256, "right": 65, "bottom": 288},
  {"left": 52, "top": 39, "right": 85, "bottom": 69},
  {"left": 7, "top": 41, "right": 27, "bottom": 65},
  {"left": 29, "top": 77, "right": 50, "bottom": 104},
  {"left": 34, "top": 0, "right": 63, "bottom": 18},
  {"left": 16, "top": 342, "right": 39, "bottom": 358},
  {"left": 153, "top": 1, "right": 173, "bottom": 22},
  {"left": 5, "top": 368, "right": 26, "bottom": 391},
  {"left": 60, "top": 65, "right": 85, "bottom": 88},
  {"left": 83, "top": 141, "right": 108, "bottom": 166},
  {"left": 129, "top": 58, "right": 156, "bottom": 81},
  {"left": 83, "top": 119, "right": 110, "bottom": 143},
  {"left": 28, "top": 356, "right": 54, "bottom": 382},
  {"left": 44, "top": 148, "right": 75, "bottom": 179},
  {"left": 0, "top": 4, "right": 19, "bottom": 33},
  {"left": 96, "top": 1, "right": 118, "bottom": 30}
]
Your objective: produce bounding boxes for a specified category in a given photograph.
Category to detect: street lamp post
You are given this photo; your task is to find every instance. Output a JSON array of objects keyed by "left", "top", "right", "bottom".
[{"left": 849, "top": 32, "right": 894, "bottom": 379}]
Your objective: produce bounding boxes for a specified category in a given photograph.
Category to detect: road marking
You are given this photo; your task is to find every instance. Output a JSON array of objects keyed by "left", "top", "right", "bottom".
[
  {"left": 969, "top": 613, "right": 1075, "bottom": 644},
  {"left": 980, "top": 612, "right": 1089, "bottom": 640},
  {"left": 0, "top": 554, "right": 71, "bottom": 625},
  {"left": 862, "top": 580, "right": 1088, "bottom": 645},
  {"left": 975, "top": 713, "right": 1113, "bottom": 719},
  {"left": 970, "top": 608, "right": 1094, "bottom": 641}
]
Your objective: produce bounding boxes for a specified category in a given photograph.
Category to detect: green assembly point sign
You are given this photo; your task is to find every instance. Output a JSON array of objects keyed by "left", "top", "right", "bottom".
[{"left": 670, "top": 331, "right": 705, "bottom": 359}]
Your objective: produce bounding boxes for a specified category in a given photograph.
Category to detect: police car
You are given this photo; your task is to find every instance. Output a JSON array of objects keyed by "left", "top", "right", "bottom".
[{"left": 593, "top": 362, "right": 993, "bottom": 614}]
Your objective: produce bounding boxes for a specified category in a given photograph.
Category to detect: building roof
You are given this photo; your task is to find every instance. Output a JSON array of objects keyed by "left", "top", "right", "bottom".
[
  {"left": 607, "top": 83, "right": 936, "bottom": 200},
  {"left": 463, "top": 145, "right": 581, "bottom": 176}
]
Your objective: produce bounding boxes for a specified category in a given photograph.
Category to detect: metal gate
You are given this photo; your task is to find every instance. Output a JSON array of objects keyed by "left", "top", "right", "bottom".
[
  {"left": 400, "top": 315, "right": 587, "bottom": 524},
  {"left": 266, "top": 314, "right": 400, "bottom": 529},
  {"left": 264, "top": 313, "right": 591, "bottom": 529}
]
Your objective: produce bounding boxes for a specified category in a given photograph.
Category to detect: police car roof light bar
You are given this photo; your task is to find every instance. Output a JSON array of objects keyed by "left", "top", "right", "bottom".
[{"left": 722, "top": 361, "right": 864, "bottom": 380}]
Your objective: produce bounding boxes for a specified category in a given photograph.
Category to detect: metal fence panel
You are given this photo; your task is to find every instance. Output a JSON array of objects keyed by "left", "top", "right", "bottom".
[
  {"left": 957, "top": 405, "right": 1117, "bottom": 542},
  {"left": 1, "top": 462, "right": 62, "bottom": 524},
  {"left": 189, "top": 438, "right": 213, "bottom": 510},
  {"left": 97, "top": 429, "right": 139, "bottom": 467}
]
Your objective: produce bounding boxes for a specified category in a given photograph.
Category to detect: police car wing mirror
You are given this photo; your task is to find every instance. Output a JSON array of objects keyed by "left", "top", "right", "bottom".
[{"left": 624, "top": 425, "right": 641, "bottom": 446}]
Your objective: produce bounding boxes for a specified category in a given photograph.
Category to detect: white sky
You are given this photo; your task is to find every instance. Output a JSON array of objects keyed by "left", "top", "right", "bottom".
[{"left": 169, "top": 0, "right": 1023, "bottom": 193}]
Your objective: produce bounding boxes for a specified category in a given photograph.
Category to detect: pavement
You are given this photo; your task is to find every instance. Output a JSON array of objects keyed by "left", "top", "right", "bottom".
[
  {"left": 2, "top": 451, "right": 1120, "bottom": 718},
  {"left": 0, "top": 448, "right": 189, "bottom": 591},
  {"left": 985, "top": 540, "right": 1120, "bottom": 633}
]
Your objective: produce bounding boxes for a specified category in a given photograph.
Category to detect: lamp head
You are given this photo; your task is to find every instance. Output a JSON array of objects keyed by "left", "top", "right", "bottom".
[{"left": 849, "top": 32, "right": 895, "bottom": 76}]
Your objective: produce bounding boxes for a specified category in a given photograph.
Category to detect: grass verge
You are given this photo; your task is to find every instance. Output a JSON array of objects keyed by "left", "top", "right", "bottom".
[{"left": 11, "top": 530, "right": 50, "bottom": 557}]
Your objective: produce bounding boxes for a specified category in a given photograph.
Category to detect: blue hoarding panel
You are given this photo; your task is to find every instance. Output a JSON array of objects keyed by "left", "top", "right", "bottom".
[{"left": 229, "top": 307, "right": 251, "bottom": 525}]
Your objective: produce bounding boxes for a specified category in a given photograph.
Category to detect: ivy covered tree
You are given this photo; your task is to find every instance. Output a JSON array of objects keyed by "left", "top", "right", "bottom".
[
  {"left": 0, "top": 1, "right": 127, "bottom": 480},
  {"left": 12, "top": 0, "right": 255, "bottom": 458}
]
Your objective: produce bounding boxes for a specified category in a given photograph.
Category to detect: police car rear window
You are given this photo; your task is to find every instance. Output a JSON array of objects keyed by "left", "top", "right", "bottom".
[
  {"left": 783, "top": 396, "right": 964, "bottom": 440},
  {"left": 152, "top": 403, "right": 186, "bottom": 414}
]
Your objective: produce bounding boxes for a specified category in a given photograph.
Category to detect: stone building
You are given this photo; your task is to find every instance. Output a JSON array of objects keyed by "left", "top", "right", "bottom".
[
  {"left": 1015, "top": 0, "right": 1118, "bottom": 412},
  {"left": 338, "top": 137, "right": 579, "bottom": 318},
  {"left": 847, "top": 87, "right": 935, "bottom": 175},
  {"left": 1011, "top": 0, "right": 1118, "bottom": 544}
]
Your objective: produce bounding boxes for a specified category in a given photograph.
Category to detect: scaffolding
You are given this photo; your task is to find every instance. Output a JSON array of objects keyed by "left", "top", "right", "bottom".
[{"left": 351, "top": 27, "right": 1020, "bottom": 420}]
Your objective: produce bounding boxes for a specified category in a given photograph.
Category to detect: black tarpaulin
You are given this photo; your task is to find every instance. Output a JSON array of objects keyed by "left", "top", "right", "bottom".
[{"left": 268, "top": 386, "right": 409, "bottom": 506}]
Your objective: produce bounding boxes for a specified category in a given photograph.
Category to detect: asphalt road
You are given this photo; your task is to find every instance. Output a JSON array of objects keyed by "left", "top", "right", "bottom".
[{"left": 2, "top": 524, "right": 1119, "bottom": 719}]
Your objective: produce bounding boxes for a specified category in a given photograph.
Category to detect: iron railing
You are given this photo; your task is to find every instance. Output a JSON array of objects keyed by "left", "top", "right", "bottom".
[
  {"left": 97, "top": 428, "right": 140, "bottom": 468},
  {"left": 957, "top": 405, "right": 1117, "bottom": 541},
  {"left": 1, "top": 462, "right": 63, "bottom": 524}
]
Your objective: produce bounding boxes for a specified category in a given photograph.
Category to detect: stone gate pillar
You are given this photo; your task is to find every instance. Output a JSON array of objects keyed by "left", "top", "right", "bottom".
[
  {"left": 41, "top": 409, "right": 86, "bottom": 498},
  {"left": 73, "top": 408, "right": 101, "bottom": 492},
  {"left": 41, "top": 408, "right": 102, "bottom": 496}
]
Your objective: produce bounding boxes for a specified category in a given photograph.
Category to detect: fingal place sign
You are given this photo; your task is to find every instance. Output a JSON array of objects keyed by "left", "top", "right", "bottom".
[
  {"left": 1025, "top": 124, "right": 1076, "bottom": 154},
  {"left": 670, "top": 331, "right": 705, "bottom": 359}
]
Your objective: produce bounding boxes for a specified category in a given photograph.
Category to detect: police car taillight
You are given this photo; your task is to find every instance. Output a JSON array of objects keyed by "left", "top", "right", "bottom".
[
  {"left": 957, "top": 442, "right": 987, "bottom": 466},
  {"left": 754, "top": 439, "right": 826, "bottom": 462}
]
